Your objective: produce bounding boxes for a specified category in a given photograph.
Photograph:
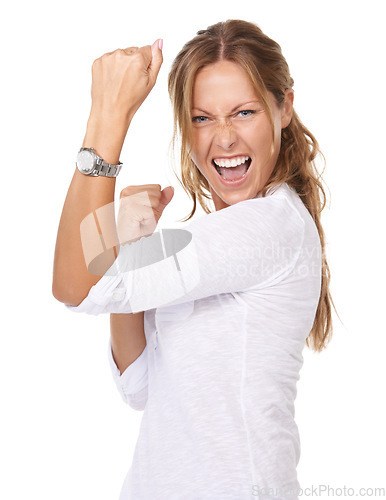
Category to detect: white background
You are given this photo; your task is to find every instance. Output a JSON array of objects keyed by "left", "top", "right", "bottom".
[{"left": 1, "top": 0, "right": 385, "bottom": 498}]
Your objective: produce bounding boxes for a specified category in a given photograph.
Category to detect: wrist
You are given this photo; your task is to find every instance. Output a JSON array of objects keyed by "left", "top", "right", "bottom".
[
  {"left": 83, "top": 112, "right": 130, "bottom": 165},
  {"left": 88, "top": 104, "right": 134, "bottom": 129}
]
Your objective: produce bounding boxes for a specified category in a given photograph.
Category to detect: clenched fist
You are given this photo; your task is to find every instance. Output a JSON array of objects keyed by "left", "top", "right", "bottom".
[
  {"left": 117, "top": 184, "right": 174, "bottom": 245},
  {"left": 90, "top": 39, "right": 163, "bottom": 124}
]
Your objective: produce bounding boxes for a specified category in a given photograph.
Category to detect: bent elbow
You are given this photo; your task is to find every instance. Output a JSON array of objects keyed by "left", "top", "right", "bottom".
[{"left": 52, "top": 279, "right": 89, "bottom": 307}]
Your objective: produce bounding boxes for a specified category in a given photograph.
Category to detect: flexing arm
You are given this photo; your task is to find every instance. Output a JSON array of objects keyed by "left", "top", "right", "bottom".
[
  {"left": 52, "top": 121, "right": 122, "bottom": 306},
  {"left": 52, "top": 41, "right": 164, "bottom": 306}
]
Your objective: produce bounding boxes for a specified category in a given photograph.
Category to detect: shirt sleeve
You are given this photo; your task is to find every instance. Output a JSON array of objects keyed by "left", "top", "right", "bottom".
[
  {"left": 107, "top": 337, "right": 148, "bottom": 411},
  {"left": 66, "top": 193, "right": 305, "bottom": 315}
]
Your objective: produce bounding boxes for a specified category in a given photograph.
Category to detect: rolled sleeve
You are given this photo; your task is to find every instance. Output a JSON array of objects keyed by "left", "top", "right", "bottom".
[
  {"left": 107, "top": 337, "right": 148, "bottom": 411},
  {"left": 65, "top": 274, "right": 129, "bottom": 315}
]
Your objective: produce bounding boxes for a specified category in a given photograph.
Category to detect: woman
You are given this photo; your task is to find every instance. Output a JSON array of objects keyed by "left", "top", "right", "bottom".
[{"left": 53, "top": 19, "right": 335, "bottom": 500}]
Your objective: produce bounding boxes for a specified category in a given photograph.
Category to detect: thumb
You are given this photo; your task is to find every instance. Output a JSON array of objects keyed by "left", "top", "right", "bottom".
[
  {"left": 148, "top": 39, "right": 163, "bottom": 82},
  {"left": 158, "top": 186, "right": 174, "bottom": 211}
]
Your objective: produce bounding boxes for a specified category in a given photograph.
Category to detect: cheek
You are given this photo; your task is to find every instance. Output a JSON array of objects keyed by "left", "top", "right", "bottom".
[
  {"left": 191, "top": 131, "right": 209, "bottom": 161},
  {"left": 189, "top": 143, "right": 204, "bottom": 172},
  {"left": 257, "top": 118, "right": 279, "bottom": 152},
  {"left": 246, "top": 122, "right": 272, "bottom": 152}
]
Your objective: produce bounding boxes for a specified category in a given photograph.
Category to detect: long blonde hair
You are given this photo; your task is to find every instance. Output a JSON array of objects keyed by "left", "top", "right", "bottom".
[{"left": 168, "top": 19, "right": 337, "bottom": 352}]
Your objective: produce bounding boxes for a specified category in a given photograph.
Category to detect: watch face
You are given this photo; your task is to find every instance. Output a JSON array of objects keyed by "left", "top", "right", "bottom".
[{"left": 77, "top": 150, "right": 95, "bottom": 173}]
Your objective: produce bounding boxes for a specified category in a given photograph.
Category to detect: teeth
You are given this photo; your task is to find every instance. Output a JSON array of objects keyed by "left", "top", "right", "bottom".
[{"left": 213, "top": 156, "right": 249, "bottom": 168}]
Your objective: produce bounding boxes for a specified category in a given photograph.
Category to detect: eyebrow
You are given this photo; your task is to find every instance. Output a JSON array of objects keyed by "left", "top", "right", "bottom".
[{"left": 191, "top": 100, "right": 261, "bottom": 115}]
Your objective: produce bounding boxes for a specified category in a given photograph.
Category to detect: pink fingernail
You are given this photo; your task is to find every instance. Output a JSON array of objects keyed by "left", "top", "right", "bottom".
[{"left": 158, "top": 39, "right": 163, "bottom": 50}]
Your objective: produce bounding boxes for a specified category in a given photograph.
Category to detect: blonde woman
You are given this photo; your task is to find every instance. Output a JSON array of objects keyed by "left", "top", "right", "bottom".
[{"left": 53, "top": 20, "right": 335, "bottom": 500}]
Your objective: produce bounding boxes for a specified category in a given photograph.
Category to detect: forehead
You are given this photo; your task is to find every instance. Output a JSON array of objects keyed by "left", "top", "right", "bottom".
[{"left": 192, "top": 60, "right": 260, "bottom": 111}]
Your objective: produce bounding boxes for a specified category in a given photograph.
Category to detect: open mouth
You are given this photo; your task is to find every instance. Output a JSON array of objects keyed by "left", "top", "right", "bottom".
[{"left": 212, "top": 157, "right": 252, "bottom": 182}]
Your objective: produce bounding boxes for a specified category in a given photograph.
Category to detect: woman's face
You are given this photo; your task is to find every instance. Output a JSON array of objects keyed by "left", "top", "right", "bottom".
[{"left": 190, "top": 60, "right": 294, "bottom": 210}]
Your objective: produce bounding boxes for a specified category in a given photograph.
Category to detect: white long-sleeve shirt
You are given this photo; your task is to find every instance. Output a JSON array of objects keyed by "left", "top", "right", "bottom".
[{"left": 66, "top": 182, "right": 322, "bottom": 500}]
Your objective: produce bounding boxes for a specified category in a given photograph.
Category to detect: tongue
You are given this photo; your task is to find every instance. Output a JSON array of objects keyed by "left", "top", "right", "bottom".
[{"left": 219, "top": 163, "right": 248, "bottom": 181}]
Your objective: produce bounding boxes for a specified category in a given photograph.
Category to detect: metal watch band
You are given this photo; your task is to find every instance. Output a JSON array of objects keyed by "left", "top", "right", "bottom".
[
  {"left": 92, "top": 157, "right": 123, "bottom": 177},
  {"left": 79, "top": 147, "right": 122, "bottom": 177}
]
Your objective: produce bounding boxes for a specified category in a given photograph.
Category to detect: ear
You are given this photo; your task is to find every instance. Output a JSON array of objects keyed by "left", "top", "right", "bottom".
[{"left": 281, "top": 89, "right": 294, "bottom": 129}]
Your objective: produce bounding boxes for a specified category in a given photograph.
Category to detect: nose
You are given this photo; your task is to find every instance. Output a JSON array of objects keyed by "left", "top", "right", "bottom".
[{"left": 214, "top": 120, "right": 236, "bottom": 150}]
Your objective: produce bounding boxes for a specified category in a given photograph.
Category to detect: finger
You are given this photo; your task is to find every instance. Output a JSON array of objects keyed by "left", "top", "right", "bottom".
[
  {"left": 119, "top": 192, "right": 162, "bottom": 215},
  {"left": 122, "top": 46, "right": 139, "bottom": 55},
  {"left": 119, "top": 204, "right": 155, "bottom": 221},
  {"left": 121, "top": 184, "right": 162, "bottom": 191},
  {"left": 157, "top": 186, "right": 174, "bottom": 210},
  {"left": 136, "top": 45, "right": 153, "bottom": 69},
  {"left": 101, "top": 47, "right": 123, "bottom": 57},
  {"left": 148, "top": 39, "right": 163, "bottom": 83},
  {"left": 120, "top": 184, "right": 162, "bottom": 198}
]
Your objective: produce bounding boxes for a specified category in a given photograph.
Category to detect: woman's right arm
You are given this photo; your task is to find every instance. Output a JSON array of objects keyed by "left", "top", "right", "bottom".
[
  {"left": 53, "top": 41, "right": 164, "bottom": 380},
  {"left": 52, "top": 40, "right": 164, "bottom": 306}
]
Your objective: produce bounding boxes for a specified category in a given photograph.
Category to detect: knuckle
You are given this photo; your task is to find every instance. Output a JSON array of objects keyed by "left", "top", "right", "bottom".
[
  {"left": 137, "top": 48, "right": 149, "bottom": 60},
  {"left": 133, "top": 52, "right": 145, "bottom": 64},
  {"left": 120, "top": 187, "right": 132, "bottom": 198},
  {"left": 92, "top": 57, "right": 100, "bottom": 67},
  {"left": 143, "top": 46, "right": 151, "bottom": 58},
  {"left": 101, "top": 50, "right": 114, "bottom": 59},
  {"left": 125, "top": 46, "right": 139, "bottom": 53}
]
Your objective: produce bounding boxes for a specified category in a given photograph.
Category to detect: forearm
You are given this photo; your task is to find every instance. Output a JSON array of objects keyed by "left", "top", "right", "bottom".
[
  {"left": 52, "top": 114, "right": 130, "bottom": 306},
  {"left": 110, "top": 312, "right": 146, "bottom": 374}
]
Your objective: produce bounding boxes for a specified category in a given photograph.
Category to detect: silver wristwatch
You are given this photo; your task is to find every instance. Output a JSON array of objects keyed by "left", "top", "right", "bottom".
[{"left": 76, "top": 147, "right": 122, "bottom": 177}]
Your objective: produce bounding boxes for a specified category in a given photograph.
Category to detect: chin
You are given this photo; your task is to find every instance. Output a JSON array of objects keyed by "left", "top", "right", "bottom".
[{"left": 210, "top": 189, "right": 250, "bottom": 211}]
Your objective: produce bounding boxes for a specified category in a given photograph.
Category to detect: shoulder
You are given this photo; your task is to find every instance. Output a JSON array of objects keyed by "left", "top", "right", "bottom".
[
  {"left": 224, "top": 182, "right": 306, "bottom": 232},
  {"left": 184, "top": 183, "right": 306, "bottom": 249},
  {"left": 188, "top": 183, "right": 303, "bottom": 224}
]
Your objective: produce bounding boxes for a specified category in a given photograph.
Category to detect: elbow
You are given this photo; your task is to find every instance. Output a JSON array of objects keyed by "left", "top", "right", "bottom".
[{"left": 52, "top": 278, "right": 88, "bottom": 307}]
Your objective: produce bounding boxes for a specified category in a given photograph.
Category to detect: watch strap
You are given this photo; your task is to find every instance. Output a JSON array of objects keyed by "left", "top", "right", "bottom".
[
  {"left": 93, "top": 157, "right": 122, "bottom": 177},
  {"left": 79, "top": 147, "right": 122, "bottom": 177}
]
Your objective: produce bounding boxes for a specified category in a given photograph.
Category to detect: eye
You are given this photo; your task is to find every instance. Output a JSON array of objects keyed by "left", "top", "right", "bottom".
[
  {"left": 237, "top": 110, "right": 256, "bottom": 117},
  {"left": 192, "top": 116, "right": 208, "bottom": 123}
]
